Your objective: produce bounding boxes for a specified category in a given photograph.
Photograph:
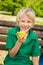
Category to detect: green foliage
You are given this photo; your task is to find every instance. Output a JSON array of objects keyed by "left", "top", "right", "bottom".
[
  {"left": 0, "top": 0, "right": 3, "bottom": 10},
  {"left": 0, "top": 0, "right": 31, "bottom": 15},
  {"left": 14, "top": 0, "right": 31, "bottom": 15},
  {"left": 0, "top": 0, "right": 43, "bottom": 17},
  {"left": 31, "top": 0, "right": 43, "bottom": 17}
]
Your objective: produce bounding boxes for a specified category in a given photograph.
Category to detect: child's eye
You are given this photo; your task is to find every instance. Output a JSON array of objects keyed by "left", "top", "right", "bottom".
[
  {"left": 27, "top": 21, "right": 31, "bottom": 23},
  {"left": 21, "top": 20, "right": 25, "bottom": 22}
]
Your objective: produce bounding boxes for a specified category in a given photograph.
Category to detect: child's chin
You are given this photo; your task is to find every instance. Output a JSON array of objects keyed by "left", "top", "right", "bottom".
[
  {"left": 21, "top": 29, "right": 29, "bottom": 33},
  {"left": 23, "top": 30, "right": 28, "bottom": 33}
]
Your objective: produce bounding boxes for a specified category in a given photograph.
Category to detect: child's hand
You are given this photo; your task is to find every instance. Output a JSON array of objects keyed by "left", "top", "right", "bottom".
[
  {"left": 16, "top": 31, "right": 27, "bottom": 43},
  {"left": 18, "top": 36, "right": 26, "bottom": 43}
]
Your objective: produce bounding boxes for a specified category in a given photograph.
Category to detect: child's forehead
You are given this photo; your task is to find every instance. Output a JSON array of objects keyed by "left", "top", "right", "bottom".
[
  {"left": 19, "top": 13, "right": 27, "bottom": 19},
  {"left": 19, "top": 13, "right": 34, "bottom": 22}
]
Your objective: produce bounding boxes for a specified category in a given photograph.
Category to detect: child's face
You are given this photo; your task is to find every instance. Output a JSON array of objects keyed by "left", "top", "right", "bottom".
[{"left": 18, "top": 14, "right": 34, "bottom": 33}]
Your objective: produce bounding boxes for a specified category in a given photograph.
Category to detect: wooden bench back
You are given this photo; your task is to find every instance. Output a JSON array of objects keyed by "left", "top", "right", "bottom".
[{"left": 0, "top": 20, "right": 43, "bottom": 54}]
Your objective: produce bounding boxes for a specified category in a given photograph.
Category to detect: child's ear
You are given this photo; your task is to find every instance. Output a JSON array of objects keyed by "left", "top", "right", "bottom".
[
  {"left": 16, "top": 21, "right": 19, "bottom": 26},
  {"left": 31, "top": 23, "right": 35, "bottom": 28}
]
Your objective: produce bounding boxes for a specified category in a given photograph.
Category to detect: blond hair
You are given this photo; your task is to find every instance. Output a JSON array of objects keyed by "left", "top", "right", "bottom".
[{"left": 16, "top": 7, "right": 35, "bottom": 22}]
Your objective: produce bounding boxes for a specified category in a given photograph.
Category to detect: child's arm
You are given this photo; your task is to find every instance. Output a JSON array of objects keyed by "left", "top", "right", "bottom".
[
  {"left": 8, "top": 35, "right": 26, "bottom": 58},
  {"left": 32, "top": 57, "right": 39, "bottom": 65},
  {"left": 8, "top": 40, "right": 22, "bottom": 57},
  {"left": 7, "top": 30, "right": 27, "bottom": 58}
]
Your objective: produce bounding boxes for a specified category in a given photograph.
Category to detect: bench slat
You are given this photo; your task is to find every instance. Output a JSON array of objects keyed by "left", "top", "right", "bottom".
[
  {"left": 0, "top": 28, "right": 8, "bottom": 35},
  {"left": 32, "top": 25, "right": 43, "bottom": 30},
  {"left": 36, "top": 33, "right": 43, "bottom": 38},
  {"left": 0, "top": 20, "right": 16, "bottom": 27},
  {"left": 0, "top": 36, "right": 6, "bottom": 42},
  {"left": 0, "top": 44, "right": 6, "bottom": 50},
  {"left": 39, "top": 40, "right": 43, "bottom": 46}
]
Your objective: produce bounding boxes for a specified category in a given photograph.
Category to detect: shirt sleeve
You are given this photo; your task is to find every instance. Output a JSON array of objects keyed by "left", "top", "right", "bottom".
[
  {"left": 31, "top": 38, "right": 41, "bottom": 56},
  {"left": 6, "top": 29, "right": 14, "bottom": 50}
]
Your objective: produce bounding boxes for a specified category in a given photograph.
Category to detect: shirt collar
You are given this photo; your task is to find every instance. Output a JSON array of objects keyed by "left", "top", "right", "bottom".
[
  {"left": 11, "top": 26, "right": 20, "bottom": 36},
  {"left": 22, "top": 29, "right": 38, "bottom": 45}
]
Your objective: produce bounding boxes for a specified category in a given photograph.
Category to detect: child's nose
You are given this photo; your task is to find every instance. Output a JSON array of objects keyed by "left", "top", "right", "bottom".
[{"left": 24, "top": 22, "right": 27, "bottom": 25}]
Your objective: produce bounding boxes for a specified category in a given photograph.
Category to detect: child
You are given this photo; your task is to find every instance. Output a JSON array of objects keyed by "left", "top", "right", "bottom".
[{"left": 4, "top": 7, "right": 40, "bottom": 65}]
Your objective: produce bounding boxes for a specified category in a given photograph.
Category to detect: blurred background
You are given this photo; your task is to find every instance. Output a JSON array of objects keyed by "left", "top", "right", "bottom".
[{"left": 0, "top": 0, "right": 43, "bottom": 65}]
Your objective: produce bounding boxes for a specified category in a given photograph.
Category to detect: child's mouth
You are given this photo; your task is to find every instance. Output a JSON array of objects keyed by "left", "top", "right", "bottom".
[{"left": 22, "top": 27, "right": 29, "bottom": 30}]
